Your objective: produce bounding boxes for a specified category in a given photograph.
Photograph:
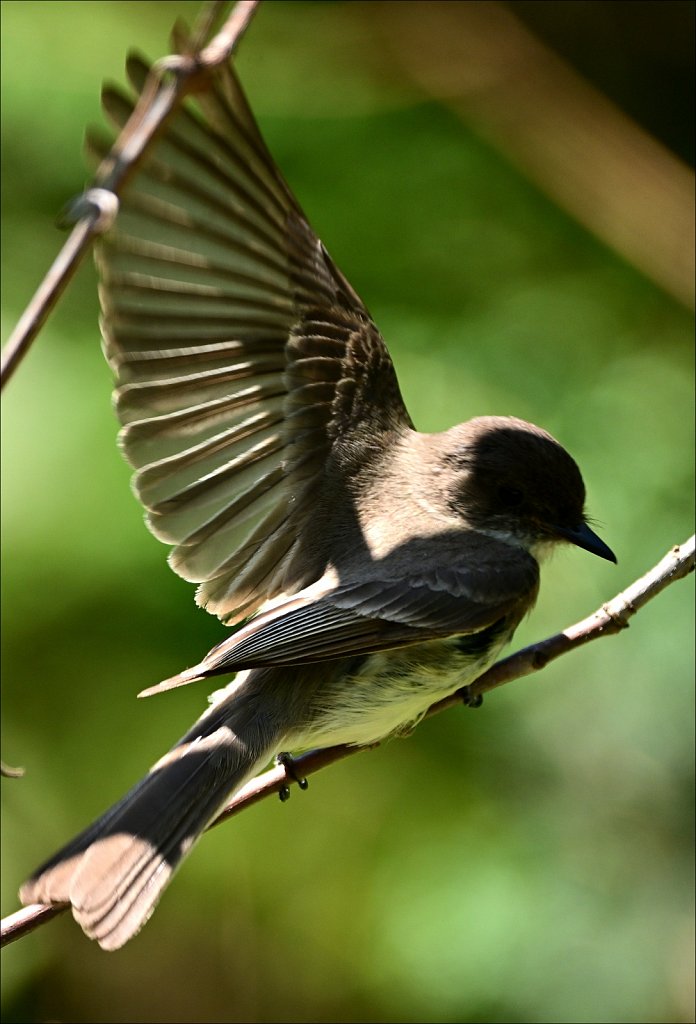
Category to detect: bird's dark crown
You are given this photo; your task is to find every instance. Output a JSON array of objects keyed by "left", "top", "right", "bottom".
[{"left": 441, "top": 416, "right": 587, "bottom": 542}]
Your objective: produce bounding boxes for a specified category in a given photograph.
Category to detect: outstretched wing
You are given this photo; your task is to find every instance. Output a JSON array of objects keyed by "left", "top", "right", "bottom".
[{"left": 88, "top": 52, "right": 412, "bottom": 626}]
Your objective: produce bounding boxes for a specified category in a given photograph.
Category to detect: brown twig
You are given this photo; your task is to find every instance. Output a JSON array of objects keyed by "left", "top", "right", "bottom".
[
  {"left": 0, "top": 903, "right": 66, "bottom": 946},
  {"left": 2, "top": 535, "right": 693, "bottom": 948},
  {"left": 428, "top": 533, "right": 695, "bottom": 710},
  {"left": 0, "top": 0, "right": 261, "bottom": 390}
]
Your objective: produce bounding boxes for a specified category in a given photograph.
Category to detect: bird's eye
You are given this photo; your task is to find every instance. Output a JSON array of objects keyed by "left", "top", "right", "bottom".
[{"left": 498, "top": 485, "right": 524, "bottom": 507}]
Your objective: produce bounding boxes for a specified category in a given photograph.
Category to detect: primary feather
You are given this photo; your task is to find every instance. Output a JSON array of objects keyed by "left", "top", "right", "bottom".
[{"left": 87, "top": 52, "right": 412, "bottom": 626}]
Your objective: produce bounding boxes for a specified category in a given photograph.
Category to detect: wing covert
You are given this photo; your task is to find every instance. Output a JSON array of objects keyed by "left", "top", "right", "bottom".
[{"left": 179, "top": 537, "right": 540, "bottom": 674}]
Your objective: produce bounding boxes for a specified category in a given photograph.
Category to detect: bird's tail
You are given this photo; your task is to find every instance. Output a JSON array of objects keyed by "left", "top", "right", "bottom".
[{"left": 19, "top": 684, "right": 279, "bottom": 950}]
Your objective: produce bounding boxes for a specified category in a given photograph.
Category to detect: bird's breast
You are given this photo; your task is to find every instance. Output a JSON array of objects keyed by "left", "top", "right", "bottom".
[{"left": 297, "top": 626, "right": 511, "bottom": 750}]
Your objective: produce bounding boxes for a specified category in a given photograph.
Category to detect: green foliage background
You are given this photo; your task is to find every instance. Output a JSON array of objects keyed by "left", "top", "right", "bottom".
[{"left": 2, "top": 2, "right": 693, "bottom": 1022}]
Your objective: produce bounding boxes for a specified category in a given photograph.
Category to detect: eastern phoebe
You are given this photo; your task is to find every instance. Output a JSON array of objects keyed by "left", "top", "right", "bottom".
[{"left": 19, "top": 52, "right": 616, "bottom": 949}]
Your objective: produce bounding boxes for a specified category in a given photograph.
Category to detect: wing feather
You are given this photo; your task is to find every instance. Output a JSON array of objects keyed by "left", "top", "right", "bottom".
[
  {"left": 92, "top": 51, "right": 412, "bottom": 624},
  {"left": 172, "top": 538, "right": 540, "bottom": 677}
]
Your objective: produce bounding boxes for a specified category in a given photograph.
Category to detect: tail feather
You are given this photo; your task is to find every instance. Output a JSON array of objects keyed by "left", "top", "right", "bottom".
[{"left": 20, "top": 717, "right": 272, "bottom": 950}]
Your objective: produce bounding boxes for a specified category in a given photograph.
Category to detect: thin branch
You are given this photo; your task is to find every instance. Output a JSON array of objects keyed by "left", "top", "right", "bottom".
[
  {"left": 1, "top": 209, "right": 110, "bottom": 389},
  {"left": 438, "top": 532, "right": 696, "bottom": 705},
  {"left": 2, "top": 535, "right": 693, "bottom": 948},
  {"left": 0, "top": 903, "right": 65, "bottom": 946},
  {"left": 0, "top": 0, "right": 261, "bottom": 390}
]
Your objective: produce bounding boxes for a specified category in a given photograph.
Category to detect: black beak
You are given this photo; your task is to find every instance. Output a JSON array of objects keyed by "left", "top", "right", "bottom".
[{"left": 557, "top": 522, "right": 617, "bottom": 563}]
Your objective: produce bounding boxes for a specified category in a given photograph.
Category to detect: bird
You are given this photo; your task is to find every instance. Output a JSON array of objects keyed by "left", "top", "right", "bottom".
[{"left": 19, "top": 42, "right": 616, "bottom": 950}]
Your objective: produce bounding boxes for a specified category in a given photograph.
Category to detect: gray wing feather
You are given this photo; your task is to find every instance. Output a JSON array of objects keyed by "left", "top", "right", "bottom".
[
  {"left": 90, "top": 54, "right": 412, "bottom": 626},
  {"left": 189, "top": 541, "right": 540, "bottom": 674}
]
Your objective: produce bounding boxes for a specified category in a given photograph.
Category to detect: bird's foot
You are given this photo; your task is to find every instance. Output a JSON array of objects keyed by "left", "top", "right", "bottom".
[
  {"left": 275, "top": 752, "right": 309, "bottom": 802},
  {"left": 461, "top": 686, "right": 484, "bottom": 709}
]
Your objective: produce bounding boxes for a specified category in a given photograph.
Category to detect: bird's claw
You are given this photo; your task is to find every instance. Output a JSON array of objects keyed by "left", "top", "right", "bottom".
[
  {"left": 461, "top": 686, "right": 484, "bottom": 709},
  {"left": 275, "top": 752, "right": 309, "bottom": 802}
]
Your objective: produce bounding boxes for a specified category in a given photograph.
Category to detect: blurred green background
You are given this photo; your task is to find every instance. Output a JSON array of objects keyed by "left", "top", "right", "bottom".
[{"left": 1, "top": 2, "right": 694, "bottom": 1022}]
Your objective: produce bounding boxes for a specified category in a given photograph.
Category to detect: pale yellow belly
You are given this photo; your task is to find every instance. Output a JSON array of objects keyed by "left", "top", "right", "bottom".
[{"left": 296, "top": 634, "right": 503, "bottom": 749}]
